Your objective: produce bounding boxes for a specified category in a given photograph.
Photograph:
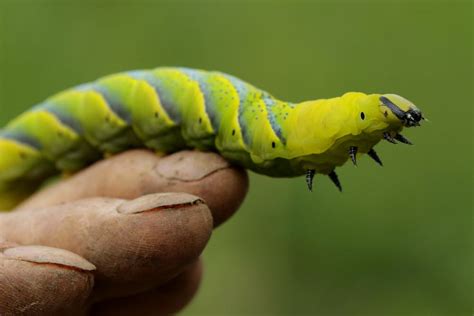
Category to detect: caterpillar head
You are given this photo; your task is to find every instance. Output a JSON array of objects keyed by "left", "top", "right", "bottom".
[
  {"left": 290, "top": 93, "right": 424, "bottom": 192},
  {"left": 379, "top": 94, "right": 423, "bottom": 127}
]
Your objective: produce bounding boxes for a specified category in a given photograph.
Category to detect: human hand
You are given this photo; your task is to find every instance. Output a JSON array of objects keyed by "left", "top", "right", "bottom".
[{"left": 0, "top": 150, "right": 248, "bottom": 315}]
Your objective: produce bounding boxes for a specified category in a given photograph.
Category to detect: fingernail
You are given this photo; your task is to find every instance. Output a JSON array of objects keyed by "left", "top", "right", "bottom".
[
  {"left": 155, "top": 150, "right": 230, "bottom": 181},
  {"left": 2, "top": 245, "right": 96, "bottom": 272},
  {"left": 117, "top": 193, "right": 204, "bottom": 215}
]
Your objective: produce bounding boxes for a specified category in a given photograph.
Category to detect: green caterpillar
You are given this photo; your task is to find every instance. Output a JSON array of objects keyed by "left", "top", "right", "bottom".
[{"left": 0, "top": 67, "right": 424, "bottom": 210}]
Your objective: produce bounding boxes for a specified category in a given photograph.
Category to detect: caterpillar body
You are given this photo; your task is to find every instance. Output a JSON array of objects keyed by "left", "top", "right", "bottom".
[{"left": 0, "top": 67, "right": 424, "bottom": 210}]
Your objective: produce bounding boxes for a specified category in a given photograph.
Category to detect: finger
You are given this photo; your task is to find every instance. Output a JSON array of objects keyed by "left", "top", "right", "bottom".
[
  {"left": 0, "top": 244, "right": 95, "bottom": 315},
  {"left": 16, "top": 150, "right": 248, "bottom": 227},
  {"left": 0, "top": 193, "right": 212, "bottom": 301},
  {"left": 92, "top": 260, "right": 202, "bottom": 315}
]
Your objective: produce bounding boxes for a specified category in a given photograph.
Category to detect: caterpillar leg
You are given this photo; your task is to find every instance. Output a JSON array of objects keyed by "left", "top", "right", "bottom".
[
  {"left": 394, "top": 133, "right": 413, "bottom": 145},
  {"left": 367, "top": 148, "right": 383, "bottom": 166},
  {"left": 306, "top": 169, "right": 316, "bottom": 192},
  {"left": 383, "top": 132, "right": 397, "bottom": 144},
  {"left": 328, "top": 170, "right": 342, "bottom": 192},
  {"left": 349, "top": 146, "right": 358, "bottom": 166}
]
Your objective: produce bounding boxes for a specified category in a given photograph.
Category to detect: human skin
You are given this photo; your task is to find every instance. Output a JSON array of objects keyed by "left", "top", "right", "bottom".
[{"left": 0, "top": 150, "right": 248, "bottom": 315}]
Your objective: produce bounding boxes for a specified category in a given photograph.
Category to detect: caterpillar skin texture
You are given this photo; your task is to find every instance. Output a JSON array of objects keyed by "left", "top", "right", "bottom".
[{"left": 0, "top": 67, "right": 423, "bottom": 209}]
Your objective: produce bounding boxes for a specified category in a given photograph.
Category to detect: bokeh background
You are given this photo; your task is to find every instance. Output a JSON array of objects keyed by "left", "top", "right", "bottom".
[{"left": 0, "top": 1, "right": 471, "bottom": 315}]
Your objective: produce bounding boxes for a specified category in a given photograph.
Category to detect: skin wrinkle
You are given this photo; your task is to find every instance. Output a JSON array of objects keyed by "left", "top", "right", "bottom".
[
  {"left": 112, "top": 205, "right": 148, "bottom": 274},
  {"left": 78, "top": 212, "right": 94, "bottom": 254},
  {"left": 94, "top": 207, "right": 127, "bottom": 277},
  {"left": 18, "top": 301, "right": 40, "bottom": 313},
  {"left": 19, "top": 301, "right": 42, "bottom": 314}
]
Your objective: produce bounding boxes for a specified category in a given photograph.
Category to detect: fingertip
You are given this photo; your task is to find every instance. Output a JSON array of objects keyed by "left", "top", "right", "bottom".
[
  {"left": 154, "top": 151, "right": 249, "bottom": 227},
  {"left": 0, "top": 245, "right": 94, "bottom": 315},
  {"left": 193, "top": 166, "right": 249, "bottom": 227},
  {"left": 1, "top": 194, "right": 214, "bottom": 301},
  {"left": 91, "top": 195, "right": 213, "bottom": 299}
]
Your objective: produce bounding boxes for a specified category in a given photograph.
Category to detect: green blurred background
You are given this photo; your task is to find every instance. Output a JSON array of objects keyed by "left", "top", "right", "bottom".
[{"left": 0, "top": 1, "right": 471, "bottom": 315}]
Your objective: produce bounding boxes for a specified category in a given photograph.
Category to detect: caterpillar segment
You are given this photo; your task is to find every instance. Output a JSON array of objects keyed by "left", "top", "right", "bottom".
[{"left": 0, "top": 67, "right": 424, "bottom": 210}]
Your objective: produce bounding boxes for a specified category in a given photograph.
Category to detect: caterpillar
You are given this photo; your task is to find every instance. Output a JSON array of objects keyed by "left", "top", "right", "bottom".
[{"left": 0, "top": 67, "right": 424, "bottom": 210}]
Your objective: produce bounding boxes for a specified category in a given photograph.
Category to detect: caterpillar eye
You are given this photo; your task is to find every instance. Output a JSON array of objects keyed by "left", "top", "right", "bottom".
[
  {"left": 410, "top": 111, "right": 421, "bottom": 121},
  {"left": 404, "top": 109, "right": 423, "bottom": 127}
]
